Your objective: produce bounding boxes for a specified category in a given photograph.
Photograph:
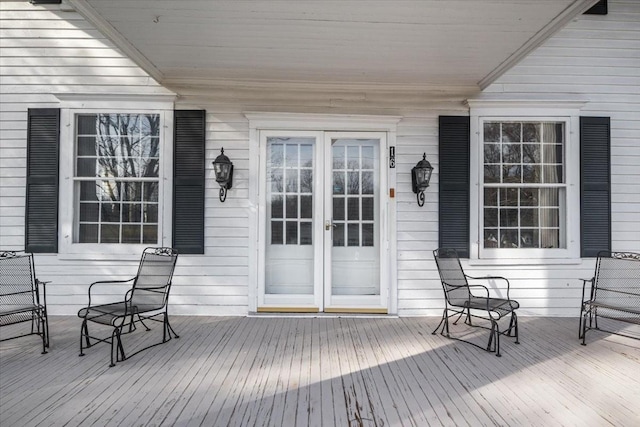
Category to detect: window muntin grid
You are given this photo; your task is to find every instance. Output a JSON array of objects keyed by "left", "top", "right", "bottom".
[
  {"left": 332, "top": 141, "right": 376, "bottom": 247},
  {"left": 482, "top": 121, "right": 566, "bottom": 249},
  {"left": 268, "top": 138, "right": 314, "bottom": 246},
  {"left": 74, "top": 113, "right": 160, "bottom": 244}
]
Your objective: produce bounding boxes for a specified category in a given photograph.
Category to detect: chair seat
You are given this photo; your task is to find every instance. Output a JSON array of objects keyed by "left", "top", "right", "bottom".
[
  {"left": 586, "top": 300, "right": 640, "bottom": 317},
  {"left": 0, "top": 304, "right": 43, "bottom": 317},
  {"left": 78, "top": 302, "right": 129, "bottom": 326},
  {"left": 456, "top": 296, "right": 520, "bottom": 316},
  {"left": 78, "top": 302, "right": 167, "bottom": 327}
]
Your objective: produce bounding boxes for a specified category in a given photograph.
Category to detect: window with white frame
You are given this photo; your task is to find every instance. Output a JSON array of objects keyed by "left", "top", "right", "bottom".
[
  {"left": 482, "top": 120, "right": 566, "bottom": 250},
  {"left": 469, "top": 105, "right": 581, "bottom": 261},
  {"left": 73, "top": 113, "right": 161, "bottom": 244}
]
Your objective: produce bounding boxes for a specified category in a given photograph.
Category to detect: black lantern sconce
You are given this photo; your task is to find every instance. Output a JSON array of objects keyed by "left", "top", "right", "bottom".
[
  {"left": 411, "top": 153, "right": 434, "bottom": 207},
  {"left": 212, "top": 147, "right": 233, "bottom": 202}
]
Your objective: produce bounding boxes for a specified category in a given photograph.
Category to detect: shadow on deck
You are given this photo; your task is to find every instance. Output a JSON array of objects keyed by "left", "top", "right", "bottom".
[{"left": 1, "top": 316, "right": 639, "bottom": 426}]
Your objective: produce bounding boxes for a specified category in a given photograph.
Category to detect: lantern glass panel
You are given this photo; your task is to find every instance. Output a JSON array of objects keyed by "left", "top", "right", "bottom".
[{"left": 215, "top": 163, "right": 231, "bottom": 183}]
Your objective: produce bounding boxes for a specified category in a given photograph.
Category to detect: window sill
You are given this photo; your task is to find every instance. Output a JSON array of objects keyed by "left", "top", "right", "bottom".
[
  {"left": 57, "top": 244, "right": 152, "bottom": 262},
  {"left": 467, "top": 257, "right": 583, "bottom": 266}
]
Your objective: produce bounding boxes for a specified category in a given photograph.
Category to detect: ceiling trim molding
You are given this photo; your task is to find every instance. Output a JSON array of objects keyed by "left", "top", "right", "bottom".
[
  {"left": 53, "top": 93, "right": 177, "bottom": 109},
  {"left": 164, "top": 77, "right": 479, "bottom": 97},
  {"left": 66, "top": 0, "right": 164, "bottom": 83},
  {"left": 466, "top": 99, "right": 587, "bottom": 112},
  {"left": 244, "top": 112, "right": 402, "bottom": 131},
  {"left": 54, "top": 93, "right": 176, "bottom": 102},
  {"left": 478, "top": 0, "right": 600, "bottom": 90}
]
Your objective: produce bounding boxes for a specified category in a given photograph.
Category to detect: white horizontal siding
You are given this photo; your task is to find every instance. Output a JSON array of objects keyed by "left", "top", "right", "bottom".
[
  {"left": 407, "top": 0, "right": 640, "bottom": 316},
  {"left": 2, "top": 1, "right": 638, "bottom": 318},
  {"left": 0, "top": 2, "right": 175, "bottom": 315},
  {"left": 485, "top": 0, "right": 640, "bottom": 256},
  {"left": 467, "top": 0, "right": 640, "bottom": 316}
]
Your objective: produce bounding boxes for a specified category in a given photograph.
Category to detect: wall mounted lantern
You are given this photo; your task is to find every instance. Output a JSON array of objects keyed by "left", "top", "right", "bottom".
[
  {"left": 212, "top": 147, "right": 233, "bottom": 202},
  {"left": 411, "top": 153, "right": 433, "bottom": 207}
]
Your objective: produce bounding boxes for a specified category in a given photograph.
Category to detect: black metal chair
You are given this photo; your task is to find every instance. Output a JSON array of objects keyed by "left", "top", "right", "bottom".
[
  {"left": 579, "top": 251, "right": 640, "bottom": 345},
  {"left": 78, "top": 247, "right": 179, "bottom": 366},
  {"left": 432, "top": 248, "right": 519, "bottom": 356},
  {"left": 0, "top": 251, "right": 49, "bottom": 354}
]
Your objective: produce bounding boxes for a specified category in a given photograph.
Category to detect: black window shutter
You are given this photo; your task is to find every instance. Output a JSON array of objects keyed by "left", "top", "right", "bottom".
[
  {"left": 438, "top": 116, "right": 470, "bottom": 257},
  {"left": 173, "top": 110, "right": 206, "bottom": 254},
  {"left": 26, "top": 108, "right": 60, "bottom": 253},
  {"left": 580, "top": 116, "right": 611, "bottom": 257}
]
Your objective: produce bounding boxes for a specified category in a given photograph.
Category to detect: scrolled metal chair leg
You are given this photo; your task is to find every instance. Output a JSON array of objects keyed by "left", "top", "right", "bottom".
[
  {"left": 110, "top": 329, "right": 118, "bottom": 367},
  {"left": 581, "top": 311, "right": 589, "bottom": 346},
  {"left": 578, "top": 304, "right": 586, "bottom": 340},
  {"left": 136, "top": 313, "right": 152, "bottom": 332},
  {"left": 443, "top": 310, "right": 451, "bottom": 337},
  {"left": 40, "top": 312, "right": 47, "bottom": 354},
  {"left": 79, "top": 320, "right": 89, "bottom": 356},
  {"left": 432, "top": 309, "right": 447, "bottom": 335},
  {"left": 511, "top": 312, "right": 519, "bottom": 344},
  {"left": 487, "top": 321, "right": 495, "bottom": 352},
  {"left": 494, "top": 323, "right": 502, "bottom": 357},
  {"left": 166, "top": 317, "right": 179, "bottom": 339}
]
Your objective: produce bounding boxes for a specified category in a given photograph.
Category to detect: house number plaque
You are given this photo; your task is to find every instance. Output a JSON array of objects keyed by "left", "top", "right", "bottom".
[{"left": 389, "top": 146, "right": 396, "bottom": 168}]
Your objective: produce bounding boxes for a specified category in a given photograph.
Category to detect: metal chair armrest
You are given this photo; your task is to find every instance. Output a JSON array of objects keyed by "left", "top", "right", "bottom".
[
  {"left": 466, "top": 274, "right": 512, "bottom": 299},
  {"left": 85, "top": 278, "right": 135, "bottom": 309},
  {"left": 36, "top": 279, "right": 49, "bottom": 308},
  {"left": 467, "top": 283, "right": 490, "bottom": 297},
  {"left": 467, "top": 284, "right": 492, "bottom": 312},
  {"left": 580, "top": 277, "right": 595, "bottom": 303}
]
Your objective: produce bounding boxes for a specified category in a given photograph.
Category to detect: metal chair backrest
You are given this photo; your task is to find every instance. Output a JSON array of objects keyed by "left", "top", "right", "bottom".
[
  {"left": 130, "top": 247, "right": 178, "bottom": 312},
  {"left": 0, "top": 251, "right": 40, "bottom": 324},
  {"left": 433, "top": 248, "right": 472, "bottom": 305},
  {"left": 593, "top": 251, "right": 640, "bottom": 307}
]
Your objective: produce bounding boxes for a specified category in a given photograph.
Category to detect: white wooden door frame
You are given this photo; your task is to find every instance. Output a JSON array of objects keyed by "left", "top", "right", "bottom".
[
  {"left": 323, "top": 132, "right": 388, "bottom": 311},
  {"left": 257, "top": 130, "right": 324, "bottom": 310},
  {"left": 247, "top": 113, "right": 401, "bottom": 314}
]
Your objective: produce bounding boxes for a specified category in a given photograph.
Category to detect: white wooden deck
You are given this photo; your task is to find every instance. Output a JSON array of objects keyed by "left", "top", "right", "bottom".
[{"left": 1, "top": 316, "right": 639, "bottom": 427}]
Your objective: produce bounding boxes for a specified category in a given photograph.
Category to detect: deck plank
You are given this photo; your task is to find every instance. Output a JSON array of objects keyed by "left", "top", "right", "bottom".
[
  {"left": 135, "top": 317, "right": 243, "bottom": 426},
  {"left": 392, "top": 318, "right": 497, "bottom": 426},
  {"left": 1, "top": 316, "right": 639, "bottom": 427}
]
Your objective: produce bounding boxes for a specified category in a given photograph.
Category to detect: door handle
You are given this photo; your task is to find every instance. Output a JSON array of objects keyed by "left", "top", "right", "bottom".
[{"left": 325, "top": 220, "right": 332, "bottom": 231}]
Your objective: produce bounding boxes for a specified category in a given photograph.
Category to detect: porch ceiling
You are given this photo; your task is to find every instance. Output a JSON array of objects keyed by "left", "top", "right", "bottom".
[{"left": 71, "top": 0, "right": 597, "bottom": 96}]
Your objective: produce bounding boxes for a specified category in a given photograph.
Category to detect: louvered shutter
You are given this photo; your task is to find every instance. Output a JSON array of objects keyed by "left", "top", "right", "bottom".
[
  {"left": 438, "top": 116, "right": 470, "bottom": 257},
  {"left": 173, "top": 110, "right": 206, "bottom": 254},
  {"left": 25, "top": 109, "right": 60, "bottom": 253},
  {"left": 580, "top": 116, "right": 611, "bottom": 257}
]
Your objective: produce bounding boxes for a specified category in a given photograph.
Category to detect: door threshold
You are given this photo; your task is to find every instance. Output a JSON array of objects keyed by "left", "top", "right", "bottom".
[
  {"left": 249, "top": 312, "right": 397, "bottom": 318},
  {"left": 252, "top": 307, "right": 392, "bottom": 317},
  {"left": 324, "top": 307, "right": 388, "bottom": 314},
  {"left": 257, "top": 307, "right": 320, "bottom": 313}
]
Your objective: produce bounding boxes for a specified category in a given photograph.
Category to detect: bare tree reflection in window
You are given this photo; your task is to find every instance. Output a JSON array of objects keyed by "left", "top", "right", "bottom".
[{"left": 76, "top": 113, "right": 160, "bottom": 244}]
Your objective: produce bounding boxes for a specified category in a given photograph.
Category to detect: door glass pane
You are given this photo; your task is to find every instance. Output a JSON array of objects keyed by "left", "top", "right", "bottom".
[
  {"left": 347, "top": 198, "right": 359, "bottom": 221},
  {"left": 266, "top": 137, "right": 315, "bottom": 295},
  {"left": 333, "top": 197, "right": 345, "bottom": 221},
  {"left": 331, "top": 138, "right": 380, "bottom": 296},
  {"left": 300, "top": 195, "right": 312, "bottom": 218}
]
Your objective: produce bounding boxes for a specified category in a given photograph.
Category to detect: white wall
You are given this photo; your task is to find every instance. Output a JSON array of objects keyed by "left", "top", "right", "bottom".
[
  {"left": 485, "top": 0, "right": 640, "bottom": 254},
  {"left": 1, "top": 1, "right": 638, "bottom": 317},
  {"left": 469, "top": 0, "right": 640, "bottom": 315},
  {"left": 0, "top": 2, "right": 174, "bottom": 315},
  {"left": 172, "top": 90, "right": 463, "bottom": 316}
]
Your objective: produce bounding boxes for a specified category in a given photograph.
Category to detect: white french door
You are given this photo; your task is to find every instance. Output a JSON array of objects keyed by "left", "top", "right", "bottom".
[{"left": 258, "top": 131, "right": 388, "bottom": 312}]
